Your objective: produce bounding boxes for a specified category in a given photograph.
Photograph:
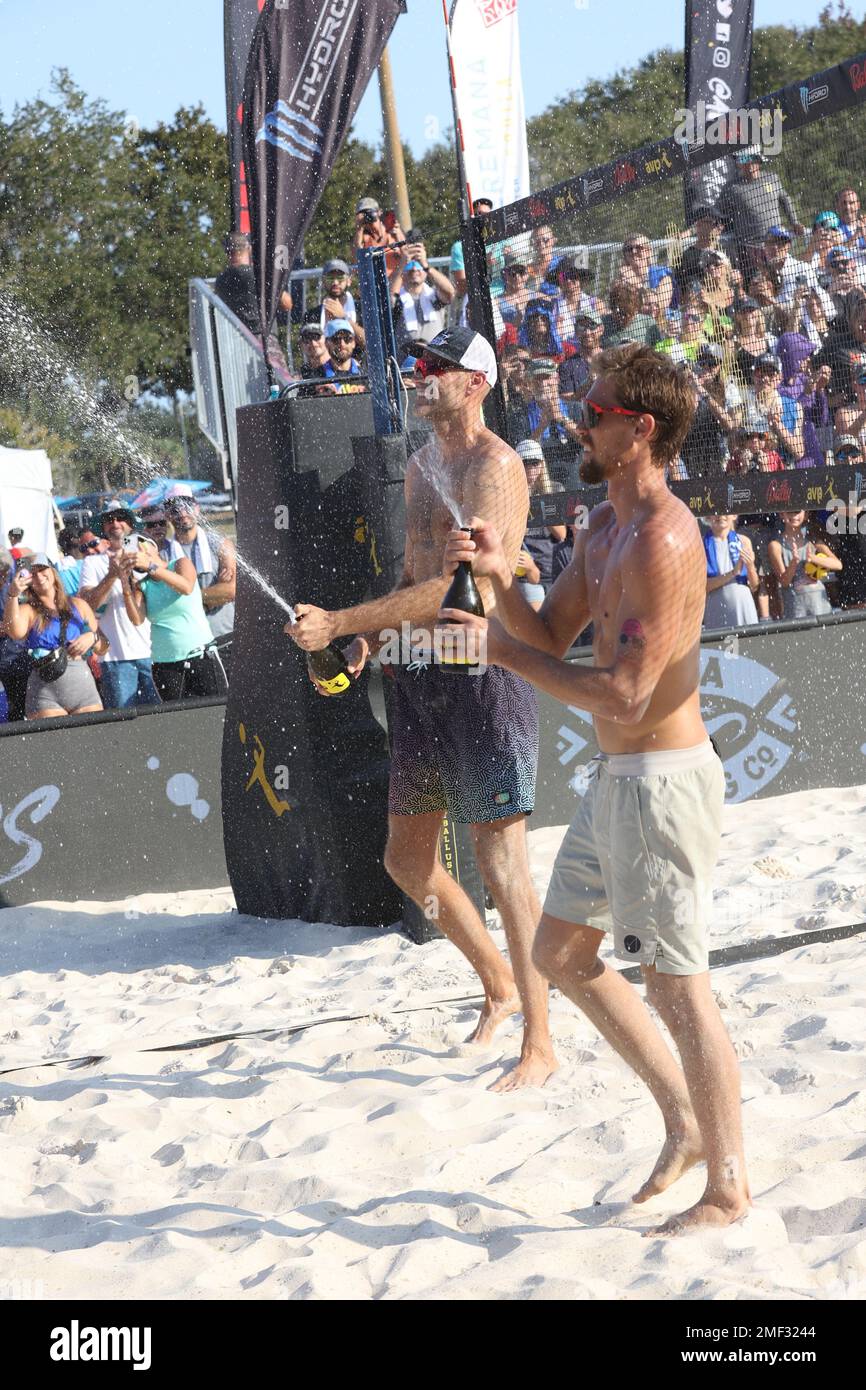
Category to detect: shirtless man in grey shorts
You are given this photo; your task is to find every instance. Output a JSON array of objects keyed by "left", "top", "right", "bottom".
[{"left": 441, "top": 343, "right": 751, "bottom": 1234}]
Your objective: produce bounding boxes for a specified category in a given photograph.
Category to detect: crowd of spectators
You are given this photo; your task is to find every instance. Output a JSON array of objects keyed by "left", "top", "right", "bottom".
[{"left": 0, "top": 490, "right": 235, "bottom": 724}]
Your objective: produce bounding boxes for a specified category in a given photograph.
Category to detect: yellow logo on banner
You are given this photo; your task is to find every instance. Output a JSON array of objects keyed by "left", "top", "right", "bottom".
[
  {"left": 239, "top": 723, "right": 291, "bottom": 818},
  {"left": 354, "top": 515, "right": 383, "bottom": 577}
]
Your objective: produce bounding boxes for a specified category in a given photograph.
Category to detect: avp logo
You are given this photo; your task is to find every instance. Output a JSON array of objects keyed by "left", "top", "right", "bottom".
[{"left": 552, "top": 650, "right": 797, "bottom": 803}]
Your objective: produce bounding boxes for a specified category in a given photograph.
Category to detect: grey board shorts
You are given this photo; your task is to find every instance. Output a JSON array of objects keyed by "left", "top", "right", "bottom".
[{"left": 544, "top": 739, "right": 724, "bottom": 975}]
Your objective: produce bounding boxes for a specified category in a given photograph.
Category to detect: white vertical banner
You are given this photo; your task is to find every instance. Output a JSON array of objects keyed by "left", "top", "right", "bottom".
[{"left": 448, "top": 0, "right": 530, "bottom": 209}]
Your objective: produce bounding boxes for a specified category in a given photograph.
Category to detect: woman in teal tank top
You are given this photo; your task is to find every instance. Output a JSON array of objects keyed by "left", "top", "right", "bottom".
[{"left": 125, "top": 539, "right": 227, "bottom": 701}]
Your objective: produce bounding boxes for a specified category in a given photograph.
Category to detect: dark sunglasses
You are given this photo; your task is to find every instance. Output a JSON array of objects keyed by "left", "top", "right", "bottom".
[
  {"left": 575, "top": 398, "right": 657, "bottom": 429},
  {"left": 79, "top": 539, "right": 100, "bottom": 550},
  {"left": 329, "top": 332, "right": 355, "bottom": 343},
  {"left": 505, "top": 265, "right": 528, "bottom": 276},
  {"left": 836, "top": 447, "right": 861, "bottom": 458},
  {"left": 144, "top": 517, "right": 167, "bottom": 526}
]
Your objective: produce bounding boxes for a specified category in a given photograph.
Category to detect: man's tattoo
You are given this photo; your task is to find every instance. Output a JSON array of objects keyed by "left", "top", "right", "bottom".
[{"left": 619, "top": 617, "right": 646, "bottom": 658}]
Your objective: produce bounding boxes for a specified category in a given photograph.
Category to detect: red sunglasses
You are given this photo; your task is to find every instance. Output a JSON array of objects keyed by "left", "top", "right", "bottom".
[
  {"left": 576, "top": 399, "right": 658, "bottom": 429},
  {"left": 414, "top": 355, "right": 465, "bottom": 379}
]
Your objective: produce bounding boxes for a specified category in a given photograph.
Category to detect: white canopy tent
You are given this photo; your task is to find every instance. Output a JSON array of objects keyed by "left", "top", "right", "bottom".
[{"left": 0, "top": 447, "right": 59, "bottom": 559}]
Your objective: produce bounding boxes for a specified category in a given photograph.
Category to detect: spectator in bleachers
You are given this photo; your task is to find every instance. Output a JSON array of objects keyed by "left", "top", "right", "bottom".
[
  {"left": 501, "top": 343, "right": 533, "bottom": 441},
  {"left": 800, "top": 283, "right": 836, "bottom": 351},
  {"left": 525, "top": 359, "right": 582, "bottom": 445},
  {"left": 768, "top": 509, "right": 840, "bottom": 618},
  {"left": 699, "top": 250, "right": 737, "bottom": 327},
  {"left": 449, "top": 196, "right": 492, "bottom": 325},
  {"left": 322, "top": 319, "right": 369, "bottom": 391},
  {"left": 744, "top": 352, "right": 804, "bottom": 463},
  {"left": 745, "top": 268, "right": 781, "bottom": 333},
  {"left": 618, "top": 235, "right": 675, "bottom": 315},
  {"left": 352, "top": 197, "right": 405, "bottom": 275},
  {"left": 79, "top": 500, "right": 160, "bottom": 709},
  {"left": 528, "top": 224, "right": 560, "bottom": 294},
  {"left": 558, "top": 310, "right": 604, "bottom": 398},
  {"left": 305, "top": 259, "right": 365, "bottom": 349},
  {"left": 77, "top": 530, "right": 107, "bottom": 557},
  {"left": 299, "top": 322, "right": 330, "bottom": 378},
  {"left": 833, "top": 363, "right": 866, "bottom": 450},
  {"left": 602, "top": 282, "right": 661, "bottom": 348},
  {"left": 777, "top": 337, "right": 832, "bottom": 467},
  {"left": 726, "top": 418, "right": 784, "bottom": 474},
  {"left": 498, "top": 248, "right": 532, "bottom": 329},
  {"left": 703, "top": 514, "right": 759, "bottom": 629},
  {"left": 0, "top": 548, "right": 32, "bottom": 722},
  {"left": 213, "top": 231, "right": 290, "bottom": 375},
  {"left": 512, "top": 439, "right": 567, "bottom": 608},
  {"left": 803, "top": 211, "right": 845, "bottom": 273},
  {"left": 716, "top": 150, "right": 804, "bottom": 271},
  {"left": 834, "top": 187, "right": 866, "bottom": 248},
  {"left": 733, "top": 296, "right": 775, "bottom": 384},
  {"left": 675, "top": 205, "right": 727, "bottom": 293},
  {"left": 163, "top": 487, "right": 236, "bottom": 643},
  {"left": 3, "top": 554, "right": 102, "bottom": 719},
  {"left": 758, "top": 226, "right": 830, "bottom": 310},
  {"left": 815, "top": 288, "right": 866, "bottom": 407},
  {"left": 518, "top": 297, "right": 565, "bottom": 361},
  {"left": 834, "top": 434, "right": 863, "bottom": 465},
  {"left": 657, "top": 302, "right": 708, "bottom": 362},
  {"left": 140, "top": 505, "right": 172, "bottom": 560},
  {"left": 391, "top": 241, "right": 454, "bottom": 356},
  {"left": 553, "top": 255, "right": 601, "bottom": 341},
  {"left": 680, "top": 343, "right": 740, "bottom": 476}
]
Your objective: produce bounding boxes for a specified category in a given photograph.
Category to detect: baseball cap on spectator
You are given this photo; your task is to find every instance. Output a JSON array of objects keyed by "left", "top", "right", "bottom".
[
  {"left": 648, "top": 265, "right": 673, "bottom": 287},
  {"left": 516, "top": 439, "right": 545, "bottom": 462},
  {"left": 574, "top": 309, "right": 603, "bottom": 328},
  {"left": 356, "top": 196, "right": 380, "bottom": 214},
  {"left": 165, "top": 484, "right": 196, "bottom": 514},
  {"left": 323, "top": 258, "right": 350, "bottom": 276},
  {"left": 100, "top": 497, "right": 135, "bottom": 524},
  {"left": 325, "top": 318, "right": 355, "bottom": 339},
  {"left": 734, "top": 296, "right": 761, "bottom": 312},
  {"left": 755, "top": 352, "right": 783, "bottom": 373},
  {"left": 503, "top": 249, "right": 529, "bottom": 274},
  {"left": 828, "top": 247, "right": 853, "bottom": 268},
  {"left": 834, "top": 434, "right": 862, "bottom": 455},
  {"left": 529, "top": 357, "right": 559, "bottom": 376},
  {"left": 28, "top": 552, "right": 55, "bottom": 570},
  {"left": 740, "top": 413, "right": 770, "bottom": 436},
  {"left": 735, "top": 148, "right": 764, "bottom": 164},
  {"left": 410, "top": 326, "right": 498, "bottom": 387},
  {"left": 765, "top": 226, "right": 793, "bottom": 242},
  {"left": 699, "top": 250, "right": 724, "bottom": 270},
  {"left": 300, "top": 322, "right": 324, "bottom": 339},
  {"left": 813, "top": 210, "right": 841, "bottom": 230},
  {"left": 691, "top": 204, "right": 724, "bottom": 224}
]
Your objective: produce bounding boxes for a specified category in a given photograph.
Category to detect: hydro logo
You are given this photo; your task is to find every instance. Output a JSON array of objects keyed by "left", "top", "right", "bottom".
[
  {"left": 553, "top": 650, "right": 796, "bottom": 803},
  {"left": 256, "top": 101, "right": 323, "bottom": 164}
]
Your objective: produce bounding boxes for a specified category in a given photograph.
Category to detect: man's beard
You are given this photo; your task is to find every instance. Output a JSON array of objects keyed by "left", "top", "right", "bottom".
[{"left": 578, "top": 453, "right": 609, "bottom": 485}]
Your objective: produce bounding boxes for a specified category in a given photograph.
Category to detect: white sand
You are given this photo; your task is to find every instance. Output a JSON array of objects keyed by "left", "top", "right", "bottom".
[{"left": 2, "top": 783, "right": 866, "bottom": 1301}]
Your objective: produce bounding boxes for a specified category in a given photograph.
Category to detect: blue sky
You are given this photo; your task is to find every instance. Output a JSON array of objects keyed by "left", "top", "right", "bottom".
[{"left": 0, "top": 0, "right": 856, "bottom": 155}]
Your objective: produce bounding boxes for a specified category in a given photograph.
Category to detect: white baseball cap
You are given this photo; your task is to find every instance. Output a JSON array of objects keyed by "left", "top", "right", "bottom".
[{"left": 411, "top": 326, "right": 497, "bottom": 387}]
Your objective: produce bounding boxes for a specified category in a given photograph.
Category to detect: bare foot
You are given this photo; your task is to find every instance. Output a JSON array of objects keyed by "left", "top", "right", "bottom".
[
  {"left": 633, "top": 1124, "right": 705, "bottom": 1203},
  {"left": 644, "top": 1193, "right": 752, "bottom": 1237},
  {"left": 466, "top": 993, "right": 520, "bottom": 1046},
  {"left": 489, "top": 1046, "right": 558, "bottom": 1093}
]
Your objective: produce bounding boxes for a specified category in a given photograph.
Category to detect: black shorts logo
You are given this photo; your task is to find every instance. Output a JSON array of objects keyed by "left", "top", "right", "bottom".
[{"left": 623, "top": 934, "right": 642, "bottom": 954}]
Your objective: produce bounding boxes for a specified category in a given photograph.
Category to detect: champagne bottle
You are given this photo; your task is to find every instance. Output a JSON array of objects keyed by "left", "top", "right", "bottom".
[
  {"left": 306, "top": 643, "right": 352, "bottom": 696},
  {"left": 439, "top": 530, "right": 484, "bottom": 674}
]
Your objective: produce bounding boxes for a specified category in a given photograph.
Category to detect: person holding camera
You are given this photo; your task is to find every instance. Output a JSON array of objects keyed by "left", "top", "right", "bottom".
[
  {"left": 2, "top": 554, "right": 102, "bottom": 719},
  {"left": 79, "top": 499, "right": 161, "bottom": 709},
  {"left": 352, "top": 197, "right": 405, "bottom": 276},
  {"left": 390, "top": 240, "right": 455, "bottom": 357}
]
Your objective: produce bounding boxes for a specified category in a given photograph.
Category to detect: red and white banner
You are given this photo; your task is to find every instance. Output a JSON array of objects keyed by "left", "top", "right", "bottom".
[{"left": 448, "top": 0, "right": 530, "bottom": 209}]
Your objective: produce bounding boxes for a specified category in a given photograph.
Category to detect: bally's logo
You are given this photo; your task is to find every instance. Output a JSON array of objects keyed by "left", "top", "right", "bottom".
[
  {"left": 800, "top": 83, "right": 829, "bottom": 115},
  {"left": 257, "top": 0, "right": 358, "bottom": 163},
  {"left": 555, "top": 650, "right": 796, "bottom": 804}
]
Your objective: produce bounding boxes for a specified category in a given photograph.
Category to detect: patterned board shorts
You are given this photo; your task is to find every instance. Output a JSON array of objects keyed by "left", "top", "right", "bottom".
[
  {"left": 385, "top": 661, "right": 539, "bottom": 825},
  {"left": 544, "top": 740, "right": 725, "bottom": 976}
]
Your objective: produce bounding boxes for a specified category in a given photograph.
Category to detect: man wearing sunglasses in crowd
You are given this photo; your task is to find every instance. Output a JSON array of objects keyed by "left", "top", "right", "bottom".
[
  {"left": 286, "top": 325, "right": 557, "bottom": 1093},
  {"left": 440, "top": 343, "right": 750, "bottom": 1234}
]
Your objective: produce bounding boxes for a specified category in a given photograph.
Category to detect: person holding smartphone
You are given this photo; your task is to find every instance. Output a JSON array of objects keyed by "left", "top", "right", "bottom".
[
  {"left": 78, "top": 499, "right": 160, "bottom": 709},
  {"left": 121, "top": 537, "right": 228, "bottom": 702},
  {"left": 2, "top": 554, "right": 102, "bottom": 719}
]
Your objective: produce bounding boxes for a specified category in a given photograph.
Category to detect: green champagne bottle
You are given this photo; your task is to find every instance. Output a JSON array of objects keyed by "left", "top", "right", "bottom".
[
  {"left": 439, "top": 530, "right": 484, "bottom": 674},
  {"left": 306, "top": 643, "right": 352, "bottom": 696}
]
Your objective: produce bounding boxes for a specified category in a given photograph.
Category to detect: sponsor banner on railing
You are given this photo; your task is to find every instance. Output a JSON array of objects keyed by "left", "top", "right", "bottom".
[
  {"left": 484, "top": 51, "right": 866, "bottom": 244},
  {"left": 528, "top": 464, "right": 866, "bottom": 527}
]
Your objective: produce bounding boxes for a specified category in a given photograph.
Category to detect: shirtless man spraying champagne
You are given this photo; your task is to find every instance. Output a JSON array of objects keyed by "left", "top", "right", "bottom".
[
  {"left": 287, "top": 327, "right": 556, "bottom": 1091},
  {"left": 441, "top": 344, "right": 751, "bottom": 1233}
]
